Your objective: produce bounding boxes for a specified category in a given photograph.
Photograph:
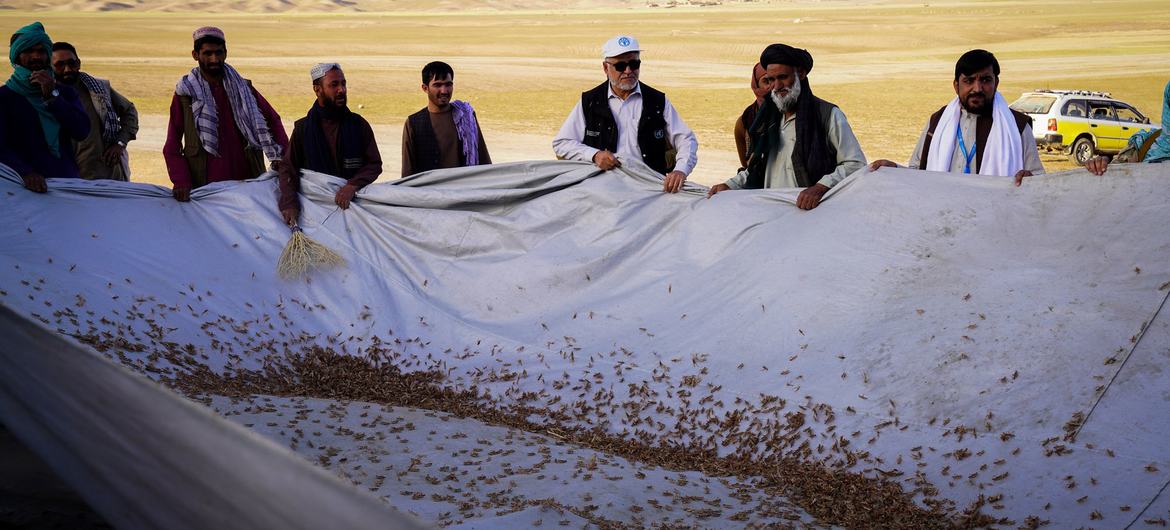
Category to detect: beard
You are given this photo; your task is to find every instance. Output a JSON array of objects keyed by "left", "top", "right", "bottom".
[
  {"left": 770, "top": 75, "right": 802, "bottom": 113},
  {"left": 58, "top": 72, "right": 79, "bottom": 85},
  {"left": 325, "top": 94, "right": 347, "bottom": 109},
  {"left": 610, "top": 76, "right": 638, "bottom": 93},
  {"left": 961, "top": 91, "right": 992, "bottom": 115}
]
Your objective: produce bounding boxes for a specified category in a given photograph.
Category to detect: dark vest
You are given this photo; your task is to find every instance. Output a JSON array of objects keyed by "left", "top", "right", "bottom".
[
  {"left": 740, "top": 102, "right": 760, "bottom": 140},
  {"left": 918, "top": 105, "right": 1032, "bottom": 172},
  {"left": 177, "top": 80, "right": 266, "bottom": 188},
  {"left": 407, "top": 108, "right": 458, "bottom": 175},
  {"left": 580, "top": 81, "right": 672, "bottom": 174},
  {"left": 737, "top": 101, "right": 761, "bottom": 169},
  {"left": 290, "top": 113, "right": 366, "bottom": 180},
  {"left": 744, "top": 97, "right": 838, "bottom": 189}
]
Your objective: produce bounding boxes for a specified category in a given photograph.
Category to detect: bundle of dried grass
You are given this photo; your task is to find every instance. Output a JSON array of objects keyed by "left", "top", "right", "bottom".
[{"left": 277, "top": 225, "right": 345, "bottom": 279}]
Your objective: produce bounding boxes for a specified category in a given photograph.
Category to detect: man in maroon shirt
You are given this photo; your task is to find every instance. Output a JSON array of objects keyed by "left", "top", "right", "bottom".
[
  {"left": 277, "top": 63, "right": 382, "bottom": 226},
  {"left": 162, "top": 27, "right": 288, "bottom": 202}
]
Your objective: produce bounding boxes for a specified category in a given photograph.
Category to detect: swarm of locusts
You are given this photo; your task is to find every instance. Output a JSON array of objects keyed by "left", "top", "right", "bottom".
[{"left": 8, "top": 265, "right": 1161, "bottom": 529}]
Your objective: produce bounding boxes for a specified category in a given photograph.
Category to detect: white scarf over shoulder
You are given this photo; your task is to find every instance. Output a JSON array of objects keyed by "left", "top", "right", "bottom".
[{"left": 926, "top": 92, "right": 1023, "bottom": 177}]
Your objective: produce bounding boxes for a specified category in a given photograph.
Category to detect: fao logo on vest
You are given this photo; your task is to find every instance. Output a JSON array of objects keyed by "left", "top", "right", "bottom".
[{"left": 654, "top": 129, "right": 665, "bottom": 139}]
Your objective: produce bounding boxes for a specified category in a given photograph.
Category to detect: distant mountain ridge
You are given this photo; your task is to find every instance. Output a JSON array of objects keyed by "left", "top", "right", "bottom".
[{"left": 0, "top": 0, "right": 738, "bottom": 12}]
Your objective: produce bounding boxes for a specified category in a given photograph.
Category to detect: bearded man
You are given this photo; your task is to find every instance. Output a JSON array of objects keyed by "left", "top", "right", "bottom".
[
  {"left": 277, "top": 63, "right": 382, "bottom": 226},
  {"left": 51, "top": 42, "right": 139, "bottom": 181},
  {"left": 708, "top": 43, "right": 866, "bottom": 210},
  {"left": 552, "top": 35, "right": 698, "bottom": 194},
  {"left": 869, "top": 49, "right": 1044, "bottom": 184},
  {"left": 162, "top": 26, "right": 288, "bottom": 202},
  {"left": 0, "top": 22, "right": 91, "bottom": 192}
]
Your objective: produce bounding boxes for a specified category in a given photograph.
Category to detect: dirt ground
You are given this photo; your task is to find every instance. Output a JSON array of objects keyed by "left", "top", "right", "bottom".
[{"left": 2, "top": 0, "right": 1168, "bottom": 186}]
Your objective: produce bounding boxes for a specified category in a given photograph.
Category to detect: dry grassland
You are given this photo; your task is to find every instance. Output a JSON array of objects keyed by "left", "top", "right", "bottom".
[{"left": 2, "top": 0, "right": 1169, "bottom": 186}]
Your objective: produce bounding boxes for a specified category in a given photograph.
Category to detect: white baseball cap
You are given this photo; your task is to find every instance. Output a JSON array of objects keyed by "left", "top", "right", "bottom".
[{"left": 602, "top": 35, "right": 640, "bottom": 58}]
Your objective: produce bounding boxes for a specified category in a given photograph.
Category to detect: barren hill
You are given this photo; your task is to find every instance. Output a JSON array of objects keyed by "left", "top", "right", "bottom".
[{"left": 0, "top": 0, "right": 749, "bottom": 12}]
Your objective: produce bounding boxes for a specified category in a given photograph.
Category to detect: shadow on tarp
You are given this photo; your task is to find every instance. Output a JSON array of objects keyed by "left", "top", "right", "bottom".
[{"left": 0, "top": 304, "right": 430, "bottom": 530}]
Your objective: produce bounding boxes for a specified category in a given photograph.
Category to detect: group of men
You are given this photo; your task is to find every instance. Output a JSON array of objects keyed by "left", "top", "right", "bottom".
[
  {"left": 162, "top": 27, "right": 491, "bottom": 224},
  {"left": 1, "top": 23, "right": 493, "bottom": 225},
  {"left": 3, "top": 22, "right": 1145, "bottom": 221},
  {"left": 0, "top": 22, "right": 137, "bottom": 192}
]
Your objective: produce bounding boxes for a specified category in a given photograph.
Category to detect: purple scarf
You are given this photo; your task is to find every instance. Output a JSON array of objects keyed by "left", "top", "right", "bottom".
[{"left": 450, "top": 100, "right": 481, "bottom": 166}]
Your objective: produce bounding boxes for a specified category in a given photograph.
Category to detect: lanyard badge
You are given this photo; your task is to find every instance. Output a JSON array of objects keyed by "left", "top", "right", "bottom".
[{"left": 956, "top": 127, "right": 976, "bottom": 174}]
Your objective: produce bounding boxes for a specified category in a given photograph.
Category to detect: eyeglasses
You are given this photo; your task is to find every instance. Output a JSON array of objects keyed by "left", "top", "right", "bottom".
[
  {"left": 53, "top": 59, "right": 80, "bottom": 68},
  {"left": 607, "top": 59, "right": 641, "bottom": 72}
]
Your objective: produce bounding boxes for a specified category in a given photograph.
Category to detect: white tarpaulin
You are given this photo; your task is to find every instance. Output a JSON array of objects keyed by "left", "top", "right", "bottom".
[{"left": 1, "top": 158, "right": 1168, "bottom": 527}]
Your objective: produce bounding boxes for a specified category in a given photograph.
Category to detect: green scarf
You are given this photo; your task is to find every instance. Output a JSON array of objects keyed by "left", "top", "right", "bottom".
[{"left": 5, "top": 21, "right": 61, "bottom": 158}]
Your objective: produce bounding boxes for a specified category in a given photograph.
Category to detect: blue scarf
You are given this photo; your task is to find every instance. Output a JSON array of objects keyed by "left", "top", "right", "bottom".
[
  {"left": 5, "top": 21, "right": 61, "bottom": 158},
  {"left": 1144, "top": 81, "right": 1170, "bottom": 163}
]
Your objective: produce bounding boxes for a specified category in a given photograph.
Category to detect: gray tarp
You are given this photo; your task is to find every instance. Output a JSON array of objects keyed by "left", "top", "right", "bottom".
[
  {"left": 0, "top": 302, "right": 427, "bottom": 529},
  {"left": 0, "top": 159, "right": 1168, "bottom": 527}
]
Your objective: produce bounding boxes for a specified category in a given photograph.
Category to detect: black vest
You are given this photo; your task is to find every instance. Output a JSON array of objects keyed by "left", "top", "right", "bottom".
[
  {"left": 291, "top": 112, "right": 366, "bottom": 180},
  {"left": 407, "top": 108, "right": 454, "bottom": 175},
  {"left": 744, "top": 98, "right": 838, "bottom": 189},
  {"left": 580, "top": 81, "right": 672, "bottom": 174},
  {"left": 918, "top": 105, "right": 1032, "bottom": 172}
]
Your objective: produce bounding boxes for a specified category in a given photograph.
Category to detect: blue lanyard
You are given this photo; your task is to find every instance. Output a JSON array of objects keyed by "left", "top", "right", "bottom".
[{"left": 956, "top": 127, "right": 976, "bottom": 174}]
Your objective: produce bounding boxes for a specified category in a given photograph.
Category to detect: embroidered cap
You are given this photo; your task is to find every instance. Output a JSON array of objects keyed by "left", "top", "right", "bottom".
[
  {"left": 192, "top": 26, "right": 225, "bottom": 42},
  {"left": 602, "top": 35, "right": 640, "bottom": 58},
  {"left": 310, "top": 62, "right": 342, "bottom": 82}
]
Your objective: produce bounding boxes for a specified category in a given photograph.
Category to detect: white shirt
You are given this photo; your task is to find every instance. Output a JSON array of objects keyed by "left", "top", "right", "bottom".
[
  {"left": 907, "top": 107, "right": 1045, "bottom": 175},
  {"left": 723, "top": 106, "right": 866, "bottom": 189},
  {"left": 552, "top": 83, "right": 698, "bottom": 176}
]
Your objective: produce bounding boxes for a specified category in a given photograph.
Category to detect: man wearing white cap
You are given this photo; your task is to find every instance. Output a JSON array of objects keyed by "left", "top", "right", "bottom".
[
  {"left": 163, "top": 26, "right": 288, "bottom": 202},
  {"left": 552, "top": 35, "right": 698, "bottom": 193},
  {"left": 277, "top": 63, "right": 382, "bottom": 226}
]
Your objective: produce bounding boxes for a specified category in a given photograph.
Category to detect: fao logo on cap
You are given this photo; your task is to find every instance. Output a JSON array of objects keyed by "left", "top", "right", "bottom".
[{"left": 618, "top": 37, "right": 630, "bottom": 47}]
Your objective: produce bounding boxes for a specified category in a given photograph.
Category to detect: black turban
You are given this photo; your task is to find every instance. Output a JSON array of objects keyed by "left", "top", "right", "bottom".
[
  {"left": 759, "top": 43, "right": 813, "bottom": 73},
  {"left": 745, "top": 43, "right": 836, "bottom": 189}
]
